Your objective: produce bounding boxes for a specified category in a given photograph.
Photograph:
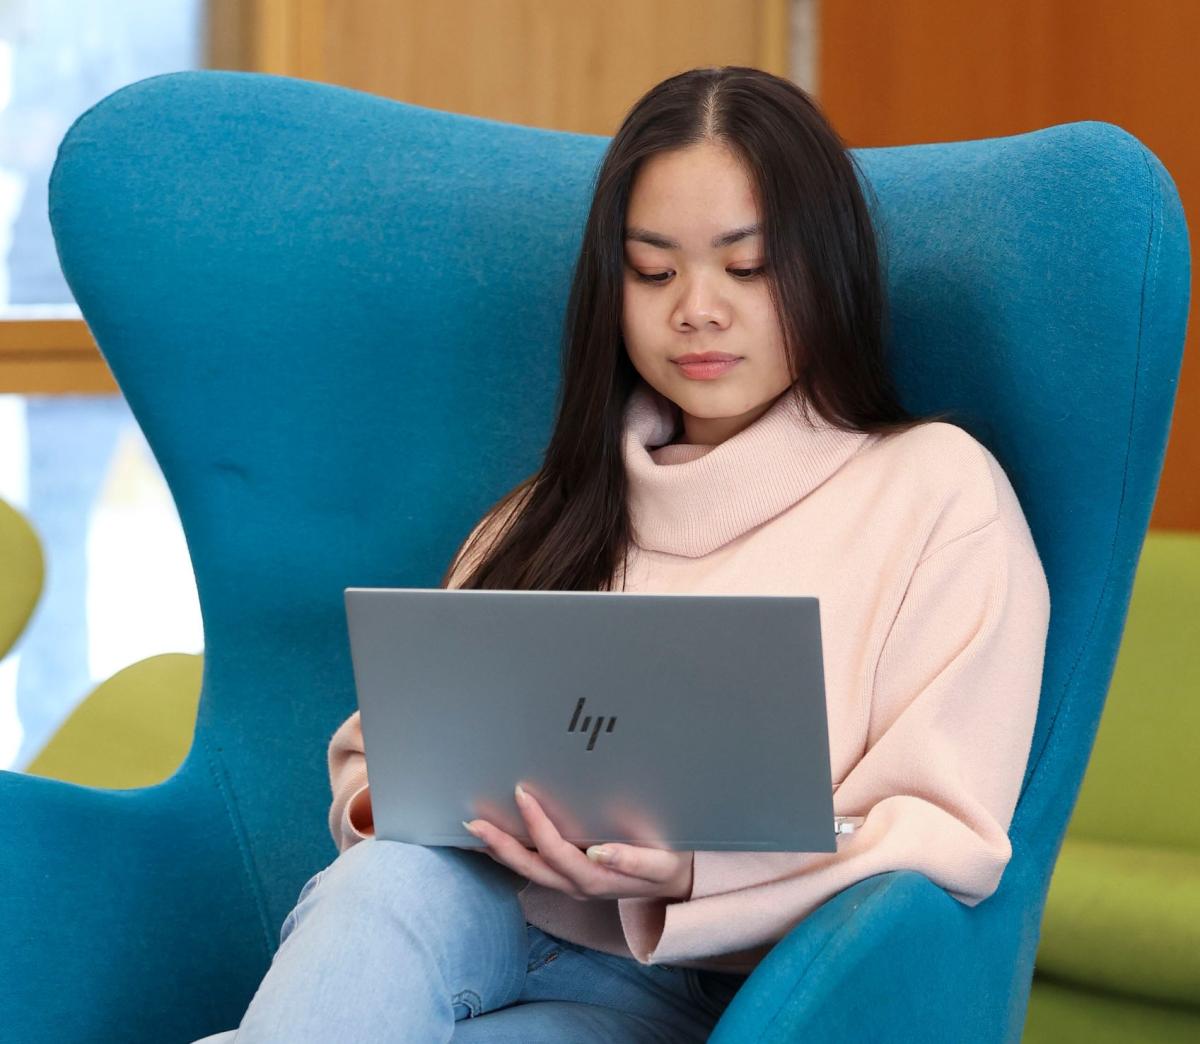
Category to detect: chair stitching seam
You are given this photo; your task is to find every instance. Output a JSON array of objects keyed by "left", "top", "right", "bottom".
[
  {"left": 1015, "top": 137, "right": 1160, "bottom": 813},
  {"left": 202, "top": 729, "right": 274, "bottom": 962}
]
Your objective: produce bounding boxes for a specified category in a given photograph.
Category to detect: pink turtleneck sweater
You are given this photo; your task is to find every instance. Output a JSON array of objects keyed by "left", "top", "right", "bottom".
[{"left": 326, "top": 378, "right": 1051, "bottom": 975}]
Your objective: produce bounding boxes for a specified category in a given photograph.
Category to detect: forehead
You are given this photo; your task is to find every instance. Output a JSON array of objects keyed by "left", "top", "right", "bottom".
[{"left": 625, "top": 144, "right": 761, "bottom": 246}]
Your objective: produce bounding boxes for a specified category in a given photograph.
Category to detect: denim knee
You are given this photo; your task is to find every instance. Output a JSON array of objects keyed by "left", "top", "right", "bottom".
[
  {"left": 314, "top": 837, "right": 526, "bottom": 927},
  {"left": 278, "top": 864, "right": 333, "bottom": 945}
]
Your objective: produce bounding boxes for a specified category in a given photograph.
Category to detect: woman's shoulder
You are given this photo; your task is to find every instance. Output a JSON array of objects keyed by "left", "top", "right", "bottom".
[
  {"left": 867, "top": 419, "right": 1028, "bottom": 557},
  {"left": 444, "top": 482, "right": 534, "bottom": 588},
  {"left": 877, "top": 417, "right": 989, "bottom": 461}
]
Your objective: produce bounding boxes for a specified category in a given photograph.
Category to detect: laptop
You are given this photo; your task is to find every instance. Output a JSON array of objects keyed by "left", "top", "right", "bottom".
[{"left": 344, "top": 587, "right": 862, "bottom": 853}]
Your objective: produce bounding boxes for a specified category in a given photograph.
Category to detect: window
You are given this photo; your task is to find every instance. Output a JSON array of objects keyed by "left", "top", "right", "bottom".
[{"left": 0, "top": 0, "right": 210, "bottom": 771}]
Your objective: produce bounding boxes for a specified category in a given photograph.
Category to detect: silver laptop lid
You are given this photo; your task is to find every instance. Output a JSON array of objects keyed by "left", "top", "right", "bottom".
[{"left": 345, "top": 588, "right": 838, "bottom": 853}]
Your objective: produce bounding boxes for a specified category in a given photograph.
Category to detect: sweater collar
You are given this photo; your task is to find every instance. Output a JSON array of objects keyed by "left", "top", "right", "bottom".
[{"left": 622, "top": 378, "right": 874, "bottom": 557}]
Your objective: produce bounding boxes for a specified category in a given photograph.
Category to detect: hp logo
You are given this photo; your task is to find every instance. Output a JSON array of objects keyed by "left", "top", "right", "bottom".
[{"left": 567, "top": 697, "right": 617, "bottom": 751}]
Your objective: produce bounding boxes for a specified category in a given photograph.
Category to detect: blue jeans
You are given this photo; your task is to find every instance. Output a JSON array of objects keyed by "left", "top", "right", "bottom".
[{"left": 198, "top": 837, "right": 748, "bottom": 1042}]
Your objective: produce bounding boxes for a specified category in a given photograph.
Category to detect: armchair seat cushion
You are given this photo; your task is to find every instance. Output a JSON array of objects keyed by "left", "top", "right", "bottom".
[{"left": 1035, "top": 836, "right": 1200, "bottom": 1007}]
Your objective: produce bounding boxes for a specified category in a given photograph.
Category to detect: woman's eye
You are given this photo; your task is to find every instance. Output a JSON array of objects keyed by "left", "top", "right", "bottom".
[{"left": 633, "top": 267, "right": 764, "bottom": 284}]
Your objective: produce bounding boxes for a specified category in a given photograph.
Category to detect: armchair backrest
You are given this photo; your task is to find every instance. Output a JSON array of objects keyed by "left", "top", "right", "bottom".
[{"left": 45, "top": 69, "right": 1190, "bottom": 1035}]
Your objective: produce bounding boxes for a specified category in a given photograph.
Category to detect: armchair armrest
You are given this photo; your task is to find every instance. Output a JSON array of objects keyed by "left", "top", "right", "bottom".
[
  {"left": 710, "top": 869, "right": 1018, "bottom": 1044},
  {"left": 0, "top": 766, "right": 266, "bottom": 1044}
]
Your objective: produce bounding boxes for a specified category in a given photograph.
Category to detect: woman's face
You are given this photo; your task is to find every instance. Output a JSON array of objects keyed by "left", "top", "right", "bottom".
[{"left": 622, "top": 141, "right": 794, "bottom": 446}]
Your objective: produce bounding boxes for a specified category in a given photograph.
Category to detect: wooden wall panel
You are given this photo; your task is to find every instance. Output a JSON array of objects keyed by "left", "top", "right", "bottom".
[
  {"left": 303, "top": 0, "right": 789, "bottom": 135},
  {"left": 819, "top": 0, "right": 1199, "bottom": 529}
]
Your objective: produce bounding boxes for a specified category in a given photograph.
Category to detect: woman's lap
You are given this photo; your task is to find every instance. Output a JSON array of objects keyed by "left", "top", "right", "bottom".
[
  {"left": 446, "top": 922, "right": 732, "bottom": 1042},
  {"left": 449, "top": 998, "right": 696, "bottom": 1043},
  {"left": 206, "top": 837, "right": 745, "bottom": 1042}
]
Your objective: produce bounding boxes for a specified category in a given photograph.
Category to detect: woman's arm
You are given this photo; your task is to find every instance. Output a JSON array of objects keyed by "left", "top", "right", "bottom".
[{"left": 619, "top": 501, "right": 1052, "bottom": 965}]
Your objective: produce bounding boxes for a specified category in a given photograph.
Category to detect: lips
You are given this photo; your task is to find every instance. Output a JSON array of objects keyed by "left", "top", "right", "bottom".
[
  {"left": 675, "top": 357, "right": 742, "bottom": 380},
  {"left": 673, "top": 352, "right": 742, "bottom": 364}
]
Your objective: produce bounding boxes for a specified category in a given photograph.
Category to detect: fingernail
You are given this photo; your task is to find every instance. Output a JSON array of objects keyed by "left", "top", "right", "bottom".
[
  {"left": 462, "top": 820, "right": 481, "bottom": 837},
  {"left": 587, "top": 845, "right": 612, "bottom": 863},
  {"left": 515, "top": 783, "right": 527, "bottom": 803}
]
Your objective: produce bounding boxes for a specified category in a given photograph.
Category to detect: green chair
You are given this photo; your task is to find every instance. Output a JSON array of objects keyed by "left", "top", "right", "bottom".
[
  {"left": 0, "top": 496, "right": 44, "bottom": 661},
  {"left": 24, "top": 651, "right": 204, "bottom": 789},
  {"left": 0, "top": 493, "right": 203, "bottom": 788},
  {"left": 1023, "top": 528, "right": 1200, "bottom": 1041}
]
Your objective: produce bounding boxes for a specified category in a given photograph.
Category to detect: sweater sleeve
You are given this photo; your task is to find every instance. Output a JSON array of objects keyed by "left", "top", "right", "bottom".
[
  {"left": 328, "top": 709, "right": 374, "bottom": 853},
  {"left": 617, "top": 509, "right": 1052, "bottom": 965}
]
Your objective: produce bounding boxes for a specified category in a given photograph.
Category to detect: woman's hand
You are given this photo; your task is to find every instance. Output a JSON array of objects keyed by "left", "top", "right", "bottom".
[{"left": 463, "top": 783, "right": 694, "bottom": 902}]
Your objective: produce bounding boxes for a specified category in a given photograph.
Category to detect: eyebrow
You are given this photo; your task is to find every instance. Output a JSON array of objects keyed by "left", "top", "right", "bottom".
[{"left": 623, "top": 223, "right": 762, "bottom": 250}]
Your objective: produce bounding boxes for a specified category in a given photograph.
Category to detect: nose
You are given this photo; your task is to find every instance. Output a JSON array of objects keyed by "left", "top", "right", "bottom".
[{"left": 671, "top": 270, "right": 731, "bottom": 331}]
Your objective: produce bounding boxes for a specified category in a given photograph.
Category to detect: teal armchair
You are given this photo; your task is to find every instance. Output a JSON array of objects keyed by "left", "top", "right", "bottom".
[{"left": 0, "top": 70, "right": 1189, "bottom": 1042}]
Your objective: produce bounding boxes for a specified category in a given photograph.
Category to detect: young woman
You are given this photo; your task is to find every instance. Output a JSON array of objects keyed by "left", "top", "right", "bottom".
[{"left": 214, "top": 64, "right": 1051, "bottom": 1043}]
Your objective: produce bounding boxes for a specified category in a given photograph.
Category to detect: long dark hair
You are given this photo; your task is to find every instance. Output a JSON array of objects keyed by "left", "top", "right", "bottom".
[{"left": 442, "top": 65, "right": 953, "bottom": 593}]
